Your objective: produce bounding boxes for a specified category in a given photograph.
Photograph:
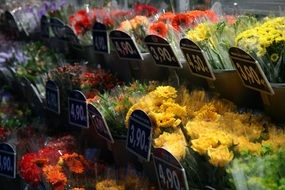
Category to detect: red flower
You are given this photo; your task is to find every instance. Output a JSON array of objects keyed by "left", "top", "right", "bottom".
[
  {"left": 134, "top": 3, "right": 158, "bottom": 17},
  {"left": 149, "top": 21, "right": 169, "bottom": 38},
  {"left": 204, "top": 10, "right": 219, "bottom": 23},
  {"left": 172, "top": 13, "right": 194, "bottom": 31},
  {"left": 158, "top": 12, "right": 176, "bottom": 23},
  {"left": 19, "top": 153, "right": 42, "bottom": 186}
]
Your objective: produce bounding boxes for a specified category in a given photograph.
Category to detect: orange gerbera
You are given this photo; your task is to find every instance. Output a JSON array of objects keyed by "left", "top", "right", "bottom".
[
  {"left": 149, "top": 22, "right": 168, "bottom": 38},
  {"left": 172, "top": 13, "right": 194, "bottom": 31},
  {"left": 61, "top": 153, "right": 86, "bottom": 174},
  {"left": 42, "top": 165, "right": 67, "bottom": 187},
  {"left": 158, "top": 12, "right": 176, "bottom": 23}
]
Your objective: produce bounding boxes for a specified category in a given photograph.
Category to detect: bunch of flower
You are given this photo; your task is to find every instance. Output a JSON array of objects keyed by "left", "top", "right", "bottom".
[
  {"left": 80, "top": 69, "right": 121, "bottom": 99},
  {"left": 236, "top": 17, "right": 285, "bottom": 82},
  {"left": 89, "top": 81, "right": 157, "bottom": 137},
  {"left": 69, "top": 9, "right": 95, "bottom": 35},
  {"left": 117, "top": 15, "right": 149, "bottom": 52},
  {"left": 126, "top": 86, "right": 188, "bottom": 136},
  {"left": 19, "top": 135, "right": 87, "bottom": 188},
  {"left": 185, "top": 15, "right": 257, "bottom": 70},
  {"left": 184, "top": 95, "right": 285, "bottom": 169}
]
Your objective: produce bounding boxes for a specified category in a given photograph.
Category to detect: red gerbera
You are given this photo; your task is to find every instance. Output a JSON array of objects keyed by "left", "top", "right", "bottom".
[
  {"left": 134, "top": 3, "right": 158, "bottom": 17},
  {"left": 158, "top": 12, "right": 176, "bottom": 23},
  {"left": 149, "top": 21, "right": 169, "bottom": 38},
  {"left": 172, "top": 13, "right": 194, "bottom": 31}
]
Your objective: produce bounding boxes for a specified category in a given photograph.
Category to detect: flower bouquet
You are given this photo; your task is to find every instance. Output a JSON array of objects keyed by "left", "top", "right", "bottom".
[{"left": 236, "top": 17, "right": 285, "bottom": 83}]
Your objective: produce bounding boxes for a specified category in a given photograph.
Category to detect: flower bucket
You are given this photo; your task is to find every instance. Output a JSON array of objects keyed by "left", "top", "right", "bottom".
[
  {"left": 262, "top": 83, "right": 285, "bottom": 122},
  {"left": 110, "top": 136, "right": 137, "bottom": 168},
  {"left": 128, "top": 53, "right": 169, "bottom": 82},
  {"left": 103, "top": 51, "right": 132, "bottom": 83},
  {"left": 209, "top": 69, "right": 263, "bottom": 108}
]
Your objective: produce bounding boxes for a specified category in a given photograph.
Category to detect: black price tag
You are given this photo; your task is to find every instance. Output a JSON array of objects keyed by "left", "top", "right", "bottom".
[
  {"left": 88, "top": 104, "right": 114, "bottom": 143},
  {"left": 93, "top": 22, "right": 110, "bottom": 54},
  {"left": 153, "top": 148, "right": 189, "bottom": 190},
  {"left": 40, "top": 15, "right": 49, "bottom": 38},
  {"left": 64, "top": 26, "right": 79, "bottom": 45},
  {"left": 68, "top": 90, "right": 89, "bottom": 128},
  {"left": 126, "top": 110, "right": 153, "bottom": 161},
  {"left": 180, "top": 38, "right": 215, "bottom": 80},
  {"left": 0, "top": 143, "right": 16, "bottom": 179},
  {"left": 109, "top": 30, "right": 143, "bottom": 60},
  {"left": 5, "top": 11, "right": 20, "bottom": 32},
  {"left": 145, "top": 35, "right": 181, "bottom": 68},
  {"left": 45, "top": 80, "right": 60, "bottom": 114},
  {"left": 229, "top": 47, "right": 274, "bottom": 95},
  {"left": 49, "top": 18, "right": 65, "bottom": 38}
]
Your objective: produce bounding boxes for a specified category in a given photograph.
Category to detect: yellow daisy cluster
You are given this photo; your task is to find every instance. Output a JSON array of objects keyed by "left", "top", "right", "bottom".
[
  {"left": 186, "top": 101, "right": 285, "bottom": 167},
  {"left": 118, "top": 16, "right": 149, "bottom": 32},
  {"left": 153, "top": 130, "right": 187, "bottom": 161},
  {"left": 125, "top": 86, "right": 187, "bottom": 136},
  {"left": 235, "top": 17, "right": 285, "bottom": 56}
]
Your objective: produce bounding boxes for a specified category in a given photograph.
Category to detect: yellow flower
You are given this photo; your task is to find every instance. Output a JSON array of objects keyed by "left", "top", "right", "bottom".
[
  {"left": 208, "top": 146, "right": 234, "bottom": 167},
  {"left": 154, "top": 131, "right": 187, "bottom": 160},
  {"left": 153, "top": 86, "right": 177, "bottom": 99},
  {"left": 191, "top": 136, "right": 219, "bottom": 155}
]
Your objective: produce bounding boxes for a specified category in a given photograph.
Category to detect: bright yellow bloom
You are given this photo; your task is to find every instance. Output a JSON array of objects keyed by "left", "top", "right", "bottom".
[
  {"left": 154, "top": 130, "right": 187, "bottom": 161},
  {"left": 208, "top": 146, "right": 234, "bottom": 167}
]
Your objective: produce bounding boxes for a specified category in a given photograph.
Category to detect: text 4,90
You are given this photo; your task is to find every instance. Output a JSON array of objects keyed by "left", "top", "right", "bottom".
[
  {"left": 236, "top": 62, "right": 265, "bottom": 86},
  {"left": 159, "top": 164, "right": 181, "bottom": 190},
  {"left": 70, "top": 104, "right": 86, "bottom": 121},
  {"left": 186, "top": 53, "right": 209, "bottom": 73},
  {"left": 115, "top": 41, "right": 136, "bottom": 56},
  {"left": 149, "top": 46, "right": 175, "bottom": 62},
  {"left": 129, "top": 124, "right": 147, "bottom": 151}
]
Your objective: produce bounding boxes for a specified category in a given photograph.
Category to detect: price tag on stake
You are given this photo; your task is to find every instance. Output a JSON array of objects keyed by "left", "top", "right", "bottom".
[
  {"left": 68, "top": 90, "right": 89, "bottom": 128},
  {"left": 153, "top": 148, "right": 189, "bottom": 190},
  {"left": 45, "top": 80, "right": 60, "bottom": 114},
  {"left": 109, "top": 30, "right": 143, "bottom": 60},
  {"left": 93, "top": 22, "right": 110, "bottom": 53},
  {"left": 126, "top": 110, "right": 153, "bottom": 161},
  {"left": 64, "top": 26, "right": 79, "bottom": 45},
  {"left": 145, "top": 35, "right": 182, "bottom": 68},
  {"left": 180, "top": 38, "right": 215, "bottom": 80},
  {"left": 229, "top": 47, "right": 274, "bottom": 95},
  {"left": 88, "top": 104, "right": 114, "bottom": 143},
  {"left": 40, "top": 15, "right": 49, "bottom": 38},
  {"left": 0, "top": 143, "right": 16, "bottom": 179},
  {"left": 49, "top": 18, "right": 65, "bottom": 38}
]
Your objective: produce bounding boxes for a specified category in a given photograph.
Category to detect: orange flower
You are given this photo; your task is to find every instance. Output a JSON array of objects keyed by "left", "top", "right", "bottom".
[
  {"left": 149, "top": 22, "right": 169, "bottom": 38},
  {"left": 42, "top": 165, "right": 67, "bottom": 187},
  {"left": 72, "top": 188, "right": 85, "bottom": 190},
  {"left": 172, "top": 13, "right": 194, "bottom": 31},
  {"left": 66, "top": 159, "right": 85, "bottom": 174},
  {"left": 158, "top": 12, "right": 176, "bottom": 23},
  {"left": 61, "top": 153, "right": 86, "bottom": 174}
]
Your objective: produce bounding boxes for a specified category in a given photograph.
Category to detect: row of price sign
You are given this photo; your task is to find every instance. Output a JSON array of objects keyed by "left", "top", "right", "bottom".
[{"left": 41, "top": 16, "right": 274, "bottom": 95}]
